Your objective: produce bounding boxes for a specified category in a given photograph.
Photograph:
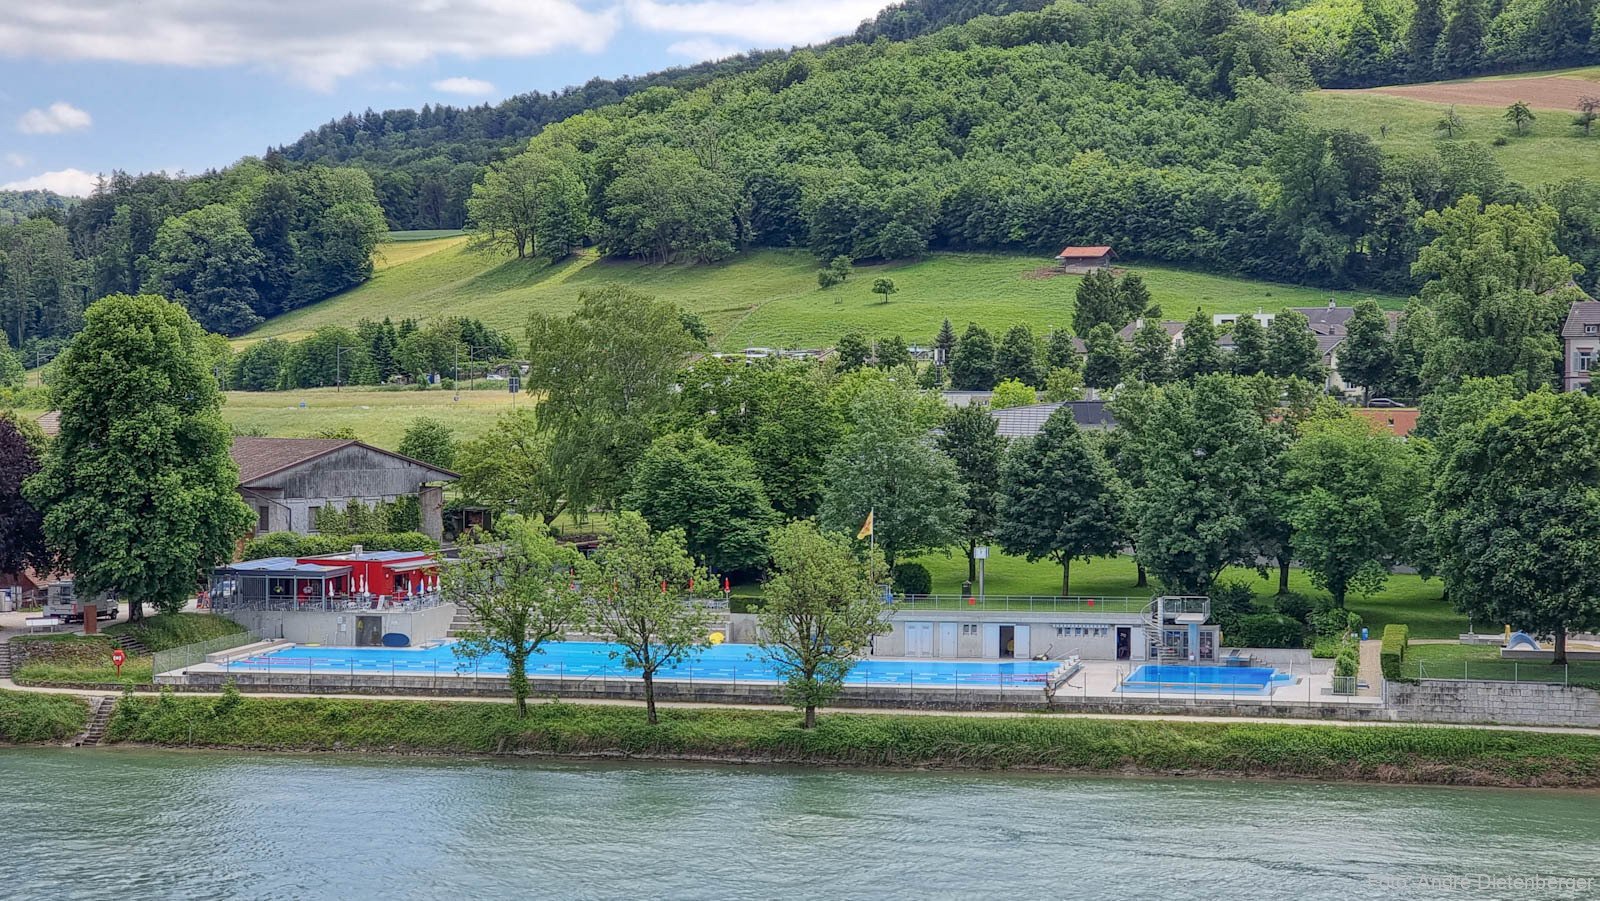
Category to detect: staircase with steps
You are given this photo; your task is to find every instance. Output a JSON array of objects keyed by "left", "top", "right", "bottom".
[
  {"left": 114, "top": 634, "right": 149, "bottom": 655},
  {"left": 1143, "top": 600, "right": 1182, "bottom": 664},
  {"left": 446, "top": 608, "right": 479, "bottom": 638},
  {"left": 0, "top": 638, "right": 12, "bottom": 680},
  {"left": 72, "top": 696, "right": 116, "bottom": 747}
]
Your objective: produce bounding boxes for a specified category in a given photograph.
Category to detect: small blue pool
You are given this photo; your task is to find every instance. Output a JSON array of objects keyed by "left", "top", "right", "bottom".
[
  {"left": 224, "top": 640, "right": 1069, "bottom": 688},
  {"left": 1120, "top": 665, "right": 1293, "bottom": 695}
]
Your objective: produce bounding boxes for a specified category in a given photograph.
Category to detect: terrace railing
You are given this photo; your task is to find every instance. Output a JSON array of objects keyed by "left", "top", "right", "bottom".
[
  {"left": 209, "top": 591, "right": 448, "bottom": 614},
  {"left": 894, "top": 594, "right": 1147, "bottom": 615}
]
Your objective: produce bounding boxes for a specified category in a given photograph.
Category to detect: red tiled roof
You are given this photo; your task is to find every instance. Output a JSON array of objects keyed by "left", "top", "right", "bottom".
[
  {"left": 1352, "top": 408, "right": 1419, "bottom": 438},
  {"left": 1056, "top": 245, "right": 1113, "bottom": 259}
]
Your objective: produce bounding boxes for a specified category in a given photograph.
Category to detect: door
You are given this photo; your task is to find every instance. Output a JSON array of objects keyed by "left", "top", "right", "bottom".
[
  {"left": 904, "top": 622, "right": 933, "bottom": 657},
  {"left": 999, "top": 625, "right": 1015, "bottom": 659},
  {"left": 938, "top": 622, "right": 959, "bottom": 658},
  {"left": 1013, "top": 625, "right": 1030, "bottom": 660},
  {"left": 356, "top": 616, "right": 383, "bottom": 647},
  {"left": 981, "top": 623, "right": 1001, "bottom": 659},
  {"left": 1116, "top": 627, "right": 1131, "bottom": 660}
]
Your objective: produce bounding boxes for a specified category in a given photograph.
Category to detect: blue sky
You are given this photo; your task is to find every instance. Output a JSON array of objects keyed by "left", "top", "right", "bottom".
[{"left": 0, "top": 1, "right": 895, "bottom": 196}]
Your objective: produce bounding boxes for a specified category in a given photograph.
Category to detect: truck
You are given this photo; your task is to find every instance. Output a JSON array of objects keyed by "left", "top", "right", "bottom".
[{"left": 41, "top": 581, "right": 119, "bottom": 624}]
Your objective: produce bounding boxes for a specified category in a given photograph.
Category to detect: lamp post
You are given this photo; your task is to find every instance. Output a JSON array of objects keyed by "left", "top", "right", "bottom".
[{"left": 335, "top": 345, "right": 356, "bottom": 393}]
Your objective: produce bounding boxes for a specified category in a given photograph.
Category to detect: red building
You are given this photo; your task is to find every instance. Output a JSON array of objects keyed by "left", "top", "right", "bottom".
[{"left": 211, "top": 547, "right": 442, "bottom": 612}]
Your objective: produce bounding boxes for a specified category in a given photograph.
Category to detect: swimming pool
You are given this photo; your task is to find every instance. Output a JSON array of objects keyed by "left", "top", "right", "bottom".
[
  {"left": 1119, "top": 665, "right": 1294, "bottom": 695},
  {"left": 222, "top": 640, "right": 1072, "bottom": 688}
]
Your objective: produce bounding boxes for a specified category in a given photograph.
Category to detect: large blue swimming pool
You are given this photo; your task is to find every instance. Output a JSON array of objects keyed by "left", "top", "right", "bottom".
[
  {"left": 225, "top": 640, "right": 1069, "bottom": 688},
  {"left": 1120, "top": 665, "right": 1293, "bottom": 694}
]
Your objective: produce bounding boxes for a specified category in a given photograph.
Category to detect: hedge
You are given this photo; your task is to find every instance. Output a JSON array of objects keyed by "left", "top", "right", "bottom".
[
  {"left": 1381, "top": 624, "right": 1410, "bottom": 681},
  {"left": 891, "top": 562, "right": 932, "bottom": 596},
  {"left": 1225, "top": 613, "right": 1304, "bottom": 649},
  {"left": 241, "top": 531, "right": 438, "bottom": 560}
]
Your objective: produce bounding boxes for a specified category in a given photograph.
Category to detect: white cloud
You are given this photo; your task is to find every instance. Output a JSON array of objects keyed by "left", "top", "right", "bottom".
[
  {"left": 17, "top": 101, "right": 92, "bottom": 135},
  {"left": 626, "top": 0, "right": 892, "bottom": 45},
  {"left": 667, "top": 38, "right": 746, "bottom": 61},
  {"left": 0, "top": 2, "right": 620, "bottom": 91},
  {"left": 2, "top": 167, "right": 100, "bottom": 196},
  {"left": 3, "top": 153, "right": 26, "bottom": 168},
  {"left": 432, "top": 76, "right": 496, "bottom": 96}
]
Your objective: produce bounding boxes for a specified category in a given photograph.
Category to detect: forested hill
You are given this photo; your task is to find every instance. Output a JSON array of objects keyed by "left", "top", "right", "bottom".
[{"left": 0, "top": 190, "right": 73, "bottom": 225}]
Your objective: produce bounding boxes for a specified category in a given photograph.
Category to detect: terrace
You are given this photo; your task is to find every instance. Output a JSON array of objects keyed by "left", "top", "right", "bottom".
[{"left": 209, "top": 556, "right": 446, "bottom": 613}]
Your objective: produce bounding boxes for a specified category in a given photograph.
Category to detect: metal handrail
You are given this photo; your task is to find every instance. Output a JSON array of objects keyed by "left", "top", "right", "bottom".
[{"left": 894, "top": 594, "right": 1146, "bottom": 614}]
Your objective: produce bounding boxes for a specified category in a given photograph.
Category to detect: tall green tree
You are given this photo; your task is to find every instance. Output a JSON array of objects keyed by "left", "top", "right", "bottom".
[
  {"left": 1429, "top": 391, "right": 1600, "bottom": 664},
  {"left": 995, "top": 407, "right": 1123, "bottom": 595},
  {"left": 26, "top": 295, "right": 252, "bottom": 621},
  {"left": 454, "top": 409, "right": 567, "bottom": 524},
  {"left": 601, "top": 148, "right": 738, "bottom": 263},
  {"left": 142, "top": 204, "right": 264, "bottom": 335},
  {"left": 1266, "top": 310, "right": 1325, "bottom": 383},
  {"left": 1284, "top": 416, "right": 1428, "bottom": 607},
  {"left": 1175, "top": 311, "right": 1223, "bottom": 379},
  {"left": 948, "top": 323, "right": 997, "bottom": 390},
  {"left": 580, "top": 512, "right": 713, "bottom": 724},
  {"left": 625, "top": 432, "right": 778, "bottom": 576},
  {"left": 1124, "top": 375, "right": 1281, "bottom": 595},
  {"left": 875, "top": 334, "right": 913, "bottom": 372},
  {"left": 1412, "top": 197, "right": 1582, "bottom": 391},
  {"left": 1337, "top": 300, "right": 1393, "bottom": 401},
  {"left": 1044, "top": 328, "right": 1080, "bottom": 372},
  {"left": 933, "top": 318, "right": 957, "bottom": 368},
  {"left": 1229, "top": 316, "right": 1269, "bottom": 376},
  {"left": 1083, "top": 323, "right": 1127, "bottom": 390},
  {"left": 756, "top": 521, "right": 890, "bottom": 728},
  {"left": 466, "top": 149, "right": 589, "bottom": 259},
  {"left": 820, "top": 379, "right": 963, "bottom": 568},
  {"left": 1130, "top": 319, "right": 1172, "bottom": 384},
  {"left": 0, "top": 411, "right": 46, "bottom": 576},
  {"left": 0, "top": 332, "right": 24, "bottom": 390},
  {"left": 445, "top": 517, "right": 583, "bottom": 717},
  {"left": 937, "top": 403, "right": 1004, "bottom": 583},
  {"left": 525, "top": 285, "right": 699, "bottom": 510},
  {"left": 835, "top": 331, "right": 870, "bottom": 372},
  {"left": 995, "top": 323, "right": 1042, "bottom": 385},
  {"left": 1073, "top": 269, "right": 1122, "bottom": 335}
]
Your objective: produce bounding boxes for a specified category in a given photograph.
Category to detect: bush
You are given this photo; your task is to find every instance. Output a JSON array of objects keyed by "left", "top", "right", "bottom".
[
  {"left": 1381, "top": 624, "right": 1410, "bottom": 681},
  {"left": 241, "top": 531, "right": 438, "bottom": 560},
  {"left": 729, "top": 596, "right": 767, "bottom": 614},
  {"left": 891, "top": 562, "right": 932, "bottom": 596},
  {"left": 1226, "top": 613, "right": 1304, "bottom": 649},
  {"left": 817, "top": 268, "right": 844, "bottom": 289},
  {"left": 1272, "top": 592, "right": 1314, "bottom": 623},
  {"left": 1334, "top": 646, "right": 1360, "bottom": 678},
  {"left": 0, "top": 689, "right": 87, "bottom": 743},
  {"left": 1207, "top": 580, "right": 1256, "bottom": 634}
]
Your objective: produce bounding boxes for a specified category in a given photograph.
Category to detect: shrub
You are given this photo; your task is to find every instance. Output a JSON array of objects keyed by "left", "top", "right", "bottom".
[
  {"left": 817, "top": 268, "right": 844, "bottom": 289},
  {"left": 1334, "top": 646, "right": 1360, "bottom": 678},
  {"left": 1272, "top": 592, "right": 1314, "bottom": 623},
  {"left": 729, "top": 596, "right": 767, "bottom": 614},
  {"left": 241, "top": 531, "right": 438, "bottom": 560},
  {"left": 1207, "top": 580, "right": 1256, "bottom": 634},
  {"left": 891, "top": 562, "right": 932, "bottom": 596},
  {"left": 1226, "top": 613, "right": 1304, "bottom": 649},
  {"left": 1380, "top": 624, "right": 1410, "bottom": 680}
]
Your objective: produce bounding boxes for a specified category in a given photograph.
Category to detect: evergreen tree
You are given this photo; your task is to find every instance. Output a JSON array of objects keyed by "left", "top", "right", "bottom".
[
  {"left": 835, "top": 331, "right": 871, "bottom": 372},
  {"left": 1130, "top": 319, "right": 1173, "bottom": 384},
  {"left": 1072, "top": 269, "right": 1123, "bottom": 335},
  {"left": 995, "top": 407, "right": 1123, "bottom": 596},
  {"left": 948, "top": 323, "right": 998, "bottom": 391},
  {"left": 937, "top": 403, "right": 1004, "bottom": 583},
  {"left": 933, "top": 318, "right": 957, "bottom": 368},
  {"left": 1436, "top": 0, "right": 1486, "bottom": 75},
  {"left": 1229, "top": 316, "right": 1269, "bottom": 376},
  {"left": 995, "top": 323, "right": 1042, "bottom": 386},
  {"left": 25, "top": 295, "right": 253, "bottom": 621},
  {"left": 1118, "top": 272, "right": 1154, "bottom": 324},
  {"left": 1083, "top": 323, "right": 1126, "bottom": 390},
  {"left": 1175, "top": 311, "right": 1223, "bottom": 379},
  {"left": 1407, "top": 0, "right": 1446, "bottom": 76},
  {"left": 1045, "top": 328, "right": 1080, "bottom": 371}
]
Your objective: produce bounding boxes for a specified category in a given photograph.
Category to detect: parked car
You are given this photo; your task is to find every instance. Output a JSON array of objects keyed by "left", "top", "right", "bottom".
[
  {"left": 41, "top": 581, "right": 118, "bottom": 624},
  {"left": 1366, "top": 398, "right": 1404, "bottom": 408}
]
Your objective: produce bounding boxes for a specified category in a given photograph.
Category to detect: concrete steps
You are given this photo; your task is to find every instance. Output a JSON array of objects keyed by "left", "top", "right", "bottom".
[
  {"left": 447, "top": 609, "right": 479, "bottom": 638},
  {"left": 114, "top": 634, "right": 149, "bottom": 655},
  {"left": 72, "top": 696, "right": 116, "bottom": 747},
  {"left": 0, "top": 639, "right": 12, "bottom": 680}
]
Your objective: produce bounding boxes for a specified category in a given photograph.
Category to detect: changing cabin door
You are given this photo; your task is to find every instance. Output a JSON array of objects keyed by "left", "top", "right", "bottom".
[
  {"left": 904, "top": 622, "right": 933, "bottom": 657},
  {"left": 938, "top": 622, "right": 959, "bottom": 657}
]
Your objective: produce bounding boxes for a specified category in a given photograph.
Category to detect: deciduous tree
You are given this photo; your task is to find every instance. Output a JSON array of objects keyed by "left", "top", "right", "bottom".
[
  {"left": 0, "top": 411, "right": 46, "bottom": 576},
  {"left": 625, "top": 432, "right": 778, "bottom": 577},
  {"left": 397, "top": 417, "right": 457, "bottom": 471},
  {"left": 937, "top": 403, "right": 1003, "bottom": 583}
]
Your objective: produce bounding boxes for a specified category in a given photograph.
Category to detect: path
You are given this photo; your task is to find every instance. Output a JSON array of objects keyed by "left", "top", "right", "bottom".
[
  {"left": 7, "top": 674, "right": 1600, "bottom": 739},
  {"left": 1358, "top": 639, "right": 1381, "bottom": 697}
]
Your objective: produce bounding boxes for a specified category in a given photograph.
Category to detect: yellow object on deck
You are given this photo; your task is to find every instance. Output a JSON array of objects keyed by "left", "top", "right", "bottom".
[{"left": 709, "top": 631, "right": 725, "bottom": 645}]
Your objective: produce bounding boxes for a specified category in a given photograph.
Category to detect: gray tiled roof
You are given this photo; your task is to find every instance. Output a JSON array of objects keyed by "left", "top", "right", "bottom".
[
  {"left": 1562, "top": 301, "right": 1600, "bottom": 338},
  {"left": 989, "top": 401, "right": 1117, "bottom": 438}
]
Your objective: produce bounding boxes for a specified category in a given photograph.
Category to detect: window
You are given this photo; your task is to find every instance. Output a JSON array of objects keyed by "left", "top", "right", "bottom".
[
  {"left": 256, "top": 506, "right": 269, "bottom": 532},
  {"left": 307, "top": 506, "right": 322, "bottom": 532},
  {"left": 1578, "top": 351, "right": 1595, "bottom": 373},
  {"left": 961, "top": 624, "right": 978, "bottom": 636},
  {"left": 1586, "top": 324, "right": 1598, "bottom": 335}
]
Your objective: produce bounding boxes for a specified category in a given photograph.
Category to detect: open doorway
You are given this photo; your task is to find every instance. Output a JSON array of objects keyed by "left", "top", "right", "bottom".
[
  {"left": 356, "top": 616, "right": 383, "bottom": 647},
  {"left": 1116, "top": 627, "right": 1131, "bottom": 660},
  {"left": 999, "top": 625, "right": 1015, "bottom": 659}
]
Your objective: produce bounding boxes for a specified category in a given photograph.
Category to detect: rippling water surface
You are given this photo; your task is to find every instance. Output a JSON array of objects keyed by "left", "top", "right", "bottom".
[{"left": 3, "top": 749, "right": 1596, "bottom": 900}]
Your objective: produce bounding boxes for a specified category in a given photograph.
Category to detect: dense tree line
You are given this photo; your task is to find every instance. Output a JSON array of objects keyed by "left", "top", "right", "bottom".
[
  {"left": 227, "top": 315, "right": 516, "bottom": 391},
  {"left": 0, "top": 190, "right": 74, "bottom": 226}
]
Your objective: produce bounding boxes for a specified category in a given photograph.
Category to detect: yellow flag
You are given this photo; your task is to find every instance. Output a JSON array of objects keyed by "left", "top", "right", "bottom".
[{"left": 857, "top": 511, "right": 874, "bottom": 540}]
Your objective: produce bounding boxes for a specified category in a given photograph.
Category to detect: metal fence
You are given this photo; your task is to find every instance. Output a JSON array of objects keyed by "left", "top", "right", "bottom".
[
  {"left": 895, "top": 594, "right": 1147, "bottom": 615},
  {"left": 151, "top": 630, "right": 265, "bottom": 680},
  {"left": 1416, "top": 661, "right": 1584, "bottom": 687}
]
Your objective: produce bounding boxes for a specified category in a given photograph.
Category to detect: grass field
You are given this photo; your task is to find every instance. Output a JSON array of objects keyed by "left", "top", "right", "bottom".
[
  {"left": 242, "top": 240, "right": 1401, "bottom": 350},
  {"left": 222, "top": 385, "right": 523, "bottom": 448},
  {"left": 384, "top": 229, "right": 465, "bottom": 241},
  {"left": 1311, "top": 66, "right": 1600, "bottom": 186},
  {"left": 1402, "top": 643, "right": 1600, "bottom": 691}
]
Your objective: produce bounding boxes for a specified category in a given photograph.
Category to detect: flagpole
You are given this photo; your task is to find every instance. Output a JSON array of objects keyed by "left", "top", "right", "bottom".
[{"left": 869, "top": 506, "right": 875, "bottom": 587}]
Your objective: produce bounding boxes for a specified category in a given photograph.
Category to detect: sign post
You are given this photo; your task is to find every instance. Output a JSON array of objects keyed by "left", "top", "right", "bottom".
[
  {"left": 974, "top": 545, "right": 988, "bottom": 600},
  {"left": 111, "top": 648, "right": 126, "bottom": 676}
]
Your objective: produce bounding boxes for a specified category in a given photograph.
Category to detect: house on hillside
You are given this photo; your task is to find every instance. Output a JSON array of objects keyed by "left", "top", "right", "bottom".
[
  {"left": 1561, "top": 301, "right": 1600, "bottom": 393},
  {"left": 1054, "top": 245, "right": 1115, "bottom": 272},
  {"left": 232, "top": 437, "right": 458, "bottom": 541}
]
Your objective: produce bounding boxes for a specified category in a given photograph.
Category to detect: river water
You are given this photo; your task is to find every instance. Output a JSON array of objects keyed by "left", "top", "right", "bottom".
[{"left": 3, "top": 749, "right": 1596, "bottom": 900}]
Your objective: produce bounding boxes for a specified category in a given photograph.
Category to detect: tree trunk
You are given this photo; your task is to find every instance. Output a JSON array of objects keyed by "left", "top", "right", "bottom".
[
  {"left": 967, "top": 542, "right": 977, "bottom": 583},
  {"left": 1135, "top": 563, "right": 1147, "bottom": 588},
  {"left": 804, "top": 705, "right": 816, "bottom": 729},
  {"left": 1061, "top": 558, "right": 1071, "bottom": 597},
  {"left": 128, "top": 599, "right": 143, "bottom": 623},
  {"left": 1553, "top": 625, "right": 1568, "bottom": 666},
  {"left": 643, "top": 671, "right": 658, "bottom": 724},
  {"left": 1277, "top": 558, "right": 1291, "bottom": 595}
]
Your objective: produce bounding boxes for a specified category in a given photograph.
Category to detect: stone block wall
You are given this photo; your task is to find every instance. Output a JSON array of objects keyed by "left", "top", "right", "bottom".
[{"left": 1386, "top": 680, "right": 1600, "bottom": 728}]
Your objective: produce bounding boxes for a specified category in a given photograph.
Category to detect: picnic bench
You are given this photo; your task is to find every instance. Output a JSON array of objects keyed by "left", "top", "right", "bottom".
[{"left": 25, "top": 616, "right": 63, "bottom": 633}]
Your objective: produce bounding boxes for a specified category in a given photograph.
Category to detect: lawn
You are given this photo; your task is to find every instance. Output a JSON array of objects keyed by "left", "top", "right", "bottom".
[
  {"left": 1307, "top": 87, "right": 1600, "bottom": 187},
  {"left": 1402, "top": 643, "right": 1600, "bottom": 691},
  {"left": 11, "top": 614, "right": 246, "bottom": 687},
  {"left": 241, "top": 242, "right": 1402, "bottom": 351},
  {"left": 222, "top": 385, "right": 523, "bottom": 449}
]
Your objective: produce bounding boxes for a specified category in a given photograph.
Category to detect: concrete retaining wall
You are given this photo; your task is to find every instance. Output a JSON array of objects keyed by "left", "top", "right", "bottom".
[{"left": 1386, "top": 679, "right": 1600, "bottom": 728}]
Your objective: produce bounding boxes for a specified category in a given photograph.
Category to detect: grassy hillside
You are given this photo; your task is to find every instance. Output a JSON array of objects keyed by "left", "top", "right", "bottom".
[
  {"left": 1310, "top": 67, "right": 1600, "bottom": 186},
  {"left": 246, "top": 239, "right": 1402, "bottom": 350},
  {"left": 223, "top": 386, "right": 521, "bottom": 449}
]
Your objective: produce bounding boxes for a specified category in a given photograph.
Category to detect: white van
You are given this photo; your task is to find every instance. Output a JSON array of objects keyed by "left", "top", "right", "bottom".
[{"left": 42, "top": 581, "right": 119, "bottom": 624}]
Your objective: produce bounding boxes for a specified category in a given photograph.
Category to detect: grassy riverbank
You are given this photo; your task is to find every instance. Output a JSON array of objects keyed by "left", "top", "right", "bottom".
[
  {"left": 0, "top": 689, "right": 87, "bottom": 743},
  {"left": 105, "top": 695, "right": 1600, "bottom": 787}
]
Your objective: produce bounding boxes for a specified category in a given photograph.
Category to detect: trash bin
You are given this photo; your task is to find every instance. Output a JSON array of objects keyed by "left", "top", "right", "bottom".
[
  {"left": 1361, "top": 627, "right": 1369, "bottom": 641},
  {"left": 961, "top": 580, "right": 972, "bottom": 598}
]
